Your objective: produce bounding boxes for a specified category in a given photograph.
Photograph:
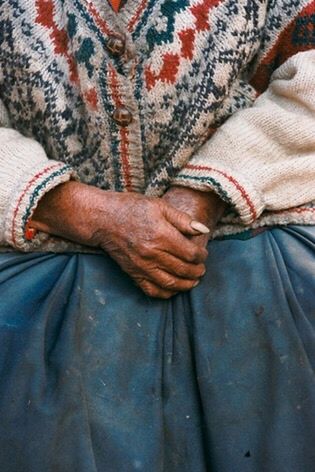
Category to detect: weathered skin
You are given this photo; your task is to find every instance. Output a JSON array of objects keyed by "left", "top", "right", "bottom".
[
  {"left": 161, "top": 185, "right": 227, "bottom": 296},
  {"left": 31, "top": 181, "right": 226, "bottom": 298}
]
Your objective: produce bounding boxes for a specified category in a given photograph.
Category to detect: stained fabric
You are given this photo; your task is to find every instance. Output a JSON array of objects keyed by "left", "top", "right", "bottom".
[{"left": 0, "top": 226, "right": 314, "bottom": 471}]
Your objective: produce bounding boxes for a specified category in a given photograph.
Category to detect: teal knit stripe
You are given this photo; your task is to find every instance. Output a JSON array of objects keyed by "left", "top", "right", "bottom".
[
  {"left": 21, "top": 165, "right": 72, "bottom": 242},
  {"left": 175, "top": 174, "right": 232, "bottom": 205}
]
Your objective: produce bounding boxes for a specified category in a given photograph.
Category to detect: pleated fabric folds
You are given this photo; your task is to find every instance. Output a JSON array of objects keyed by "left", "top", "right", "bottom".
[{"left": 0, "top": 226, "right": 314, "bottom": 471}]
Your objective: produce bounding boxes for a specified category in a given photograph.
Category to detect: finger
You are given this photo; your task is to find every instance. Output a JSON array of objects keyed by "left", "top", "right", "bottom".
[
  {"left": 162, "top": 226, "right": 208, "bottom": 264},
  {"left": 154, "top": 252, "right": 206, "bottom": 279},
  {"left": 190, "top": 221, "right": 211, "bottom": 234},
  {"left": 138, "top": 279, "right": 176, "bottom": 299},
  {"left": 163, "top": 204, "right": 210, "bottom": 236},
  {"left": 190, "top": 233, "right": 210, "bottom": 248},
  {"left": 141, "top": 267, "right": 200, "bottom": 292}
]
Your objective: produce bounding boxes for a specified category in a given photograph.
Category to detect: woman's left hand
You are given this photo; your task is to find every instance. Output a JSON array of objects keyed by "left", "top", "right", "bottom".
[
  {"left": 133, "top": 186, "right": 226, "bottom": 298},
  {"left": 162, "top": 186, "right": 227, "bottom": 250}
]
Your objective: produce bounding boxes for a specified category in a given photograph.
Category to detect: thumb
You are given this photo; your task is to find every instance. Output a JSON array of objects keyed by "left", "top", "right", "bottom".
[{"left": 163, "top": 204, "right": 210, "bottom": 236}]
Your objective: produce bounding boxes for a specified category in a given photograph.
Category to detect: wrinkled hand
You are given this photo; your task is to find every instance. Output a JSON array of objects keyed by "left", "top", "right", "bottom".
[
  {"left": 31, "top": 182, "right": 209, "bottom": 298},
  {"left": 163, "top": 186, "right": 227, "bottom": 250},
  {"left": 93, "top": 192, "right": 210, "bottom": 298}
]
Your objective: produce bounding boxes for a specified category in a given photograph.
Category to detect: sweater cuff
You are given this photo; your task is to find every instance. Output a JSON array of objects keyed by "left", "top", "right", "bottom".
[
  {"left": 172, "top": 160, "right": 264, "bottom": 225},
  {"left": 4, "top": 160, "right": 74, "bottom": 250}
]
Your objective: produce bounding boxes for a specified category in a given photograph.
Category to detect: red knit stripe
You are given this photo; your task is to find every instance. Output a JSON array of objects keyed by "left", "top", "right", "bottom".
[
  {"left": 127, "top": 0, "right": 148, "bottom": 32},
  {"left": 87, "top": 2, "right": 114, "bottom": 36},
  {"left": 185, "top": 164, "right": 257, "bottom": 221},
  {"left": 11, "top": 163, "right": 61, "bottom": 246},
  {"left": 144, "top": 0, "right": 224, "bottom": 90},
  {"left": 120, "top": 128, "right": 131, "bottom": 190},
  {"left": 108, "top": 66, "right": 132, "bottom": 191},
  {"left": 84, "top": 88, "right": 99, "bottom": 111},
  {"left": 35, "top": 0, "right": 78, "bottom": 83}
]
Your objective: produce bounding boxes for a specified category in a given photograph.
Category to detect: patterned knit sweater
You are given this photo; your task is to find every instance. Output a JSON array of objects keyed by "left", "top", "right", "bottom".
[{"left": 0, "top": 0, "right": 314, "bottom": 251}]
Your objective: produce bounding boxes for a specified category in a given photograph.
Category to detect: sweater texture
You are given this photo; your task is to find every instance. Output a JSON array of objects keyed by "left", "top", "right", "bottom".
[{"left": 0, "top": 0, "right": 314, "bottom": 251}]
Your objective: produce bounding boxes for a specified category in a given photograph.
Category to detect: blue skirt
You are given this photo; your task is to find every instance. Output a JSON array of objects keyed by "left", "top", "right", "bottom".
[{"left": 0, "top": 226, "right": 314, "bottom": 472}]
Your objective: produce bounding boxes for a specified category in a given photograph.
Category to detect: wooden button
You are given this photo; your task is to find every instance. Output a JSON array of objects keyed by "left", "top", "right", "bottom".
[
  {"left": 112, "top": 107, "right": 132, "bottom": 126},
  {"left": 107, "top": 36, "right": 125, "bottom": 56}
]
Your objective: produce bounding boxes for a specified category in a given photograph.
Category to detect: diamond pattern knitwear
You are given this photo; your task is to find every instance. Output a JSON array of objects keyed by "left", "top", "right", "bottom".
[{"left": 0, "top": 0, "right": 314, "bottom": 251}]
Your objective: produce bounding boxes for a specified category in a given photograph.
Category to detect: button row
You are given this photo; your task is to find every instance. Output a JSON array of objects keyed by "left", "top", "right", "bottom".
[{"left": 107, "top": 35, "right": 132, "bottom": 126}]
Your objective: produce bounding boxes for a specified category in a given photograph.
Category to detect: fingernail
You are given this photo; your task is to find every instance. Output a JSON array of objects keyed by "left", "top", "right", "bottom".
[
  {"left": 193, "top": 281, "right": 199, "bottom": 287},
  {"left": 190, "top": 221, "right": 210, "bottom": 234}
]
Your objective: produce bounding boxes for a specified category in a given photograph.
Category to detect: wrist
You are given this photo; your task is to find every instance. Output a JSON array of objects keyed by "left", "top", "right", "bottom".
[
  {"left": 164, "top": 185, "right": 227, "bottom": 230},
  {"left": 30, "top": 181, "right": 109, "bottom": 246}
]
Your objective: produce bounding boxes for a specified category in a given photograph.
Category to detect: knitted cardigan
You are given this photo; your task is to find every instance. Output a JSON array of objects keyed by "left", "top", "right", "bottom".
[{"left": 0, "top": 0, "right": 314, "bottom": 251}]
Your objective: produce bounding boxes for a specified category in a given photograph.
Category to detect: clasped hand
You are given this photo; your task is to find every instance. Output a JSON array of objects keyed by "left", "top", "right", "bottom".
[{"left": 32, "top": 182, "right": 226, "bottom": 298}]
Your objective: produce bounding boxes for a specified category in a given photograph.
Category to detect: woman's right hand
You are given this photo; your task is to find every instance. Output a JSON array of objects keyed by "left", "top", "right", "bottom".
[{"left": 31, "top": 181, "right": 208, "bottom": 298}]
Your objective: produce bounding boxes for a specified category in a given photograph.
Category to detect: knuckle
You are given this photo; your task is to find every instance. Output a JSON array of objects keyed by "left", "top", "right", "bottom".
[
  {"left": 177, "top": 265, "right": 196, "bottom": 279},
  {"left": 161, "top": 291, "right": 175, "bottom": 299},
  {"left": 141, "top": 282, "right": 157, "bottom": 297},
  {"left": 192, "top": 247, "right": 208, "bottom": 263},
  {"left": 137, "top": 242, "right": 150, "bottom": 257},
  {"left": 161, "top": 277, "right": 177, "bottom": 290},
  {"left": 139, "top": 275, "right": 178, "bottom": 299},
  {"left": 187, "top": 247, "right": 199, "bottom": 262},
  {"left": 153, "top": 200, "right": 164, "bottom": 216},
  {"left": 146, "top": 288, "right": 156, "bottom": 297},
  {"left": 162, "top": 276, "right": 195, "bottom": 292},
  {"left": 138, "top": 240, "right": 160, "bottom": 258},
  {"left": 143, "top": 283, "right": 173, "bottom": 300},
  {"left": 181, "top": 263, "right": 205, "bottom": 278},
  {"left": 174, "top": 263, "right": 188, "bottom": 277}
]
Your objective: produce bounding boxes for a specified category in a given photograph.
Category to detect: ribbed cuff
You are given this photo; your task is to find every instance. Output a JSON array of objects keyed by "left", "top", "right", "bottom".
[
  {"left": 172, "top": 162, "right": 264, "bottom": 225},
  {"left": 4, "top": 161, "right": 74, "bottom": 250}
]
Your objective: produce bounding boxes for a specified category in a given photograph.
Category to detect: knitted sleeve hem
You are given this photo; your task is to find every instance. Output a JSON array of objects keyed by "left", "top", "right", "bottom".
[
  {"left": 172, "top": 50, "right": 315, "bottom": 225},
  {"left": 0, "top": 127, "right": 75, "bottom": 250},
  {"left": 4, "top": 160, "right": 74, "bottom": 250},
  {"left": 172, "top": 160, "right": 264, "bottom": 225}
]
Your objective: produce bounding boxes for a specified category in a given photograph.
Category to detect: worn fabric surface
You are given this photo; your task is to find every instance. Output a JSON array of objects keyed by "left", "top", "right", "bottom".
[{"left": 0, "top": 225, "right": 314, "bottom": 472}]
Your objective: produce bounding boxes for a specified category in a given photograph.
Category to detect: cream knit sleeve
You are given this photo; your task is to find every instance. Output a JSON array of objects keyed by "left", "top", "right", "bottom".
[
  {"left": 172, "top": 50, "right": 315, "bottom": 225},
  {"left": 0, "top": 101, "right": 74, "bottom": 250}
]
